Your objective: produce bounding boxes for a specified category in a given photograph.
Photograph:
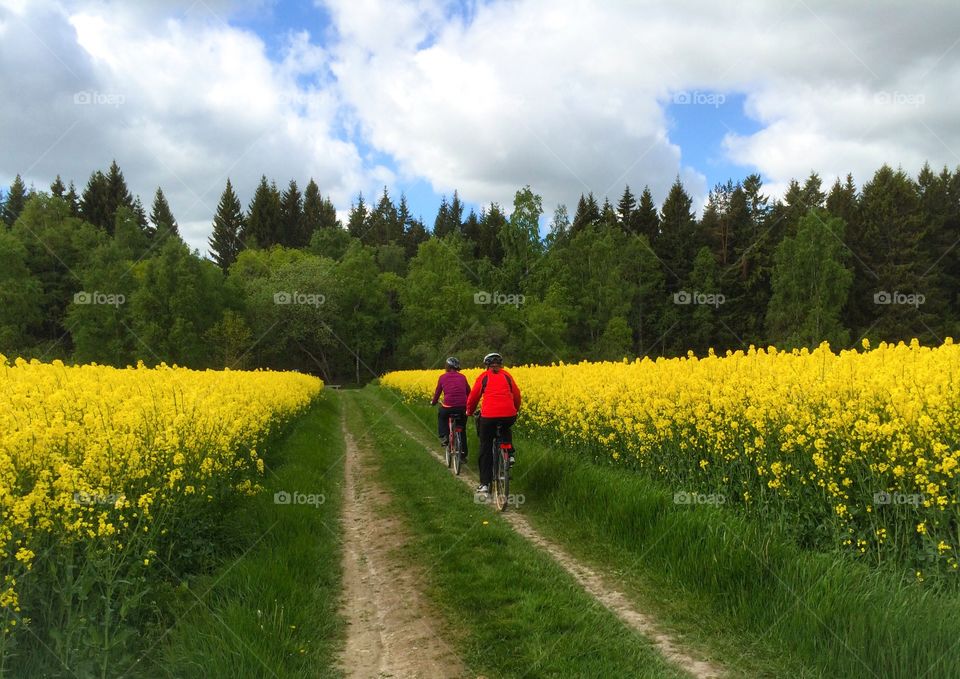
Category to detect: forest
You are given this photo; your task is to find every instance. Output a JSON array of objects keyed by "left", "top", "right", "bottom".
[{"left": 0, "top": 161, "right": 955, "bottom": 382}]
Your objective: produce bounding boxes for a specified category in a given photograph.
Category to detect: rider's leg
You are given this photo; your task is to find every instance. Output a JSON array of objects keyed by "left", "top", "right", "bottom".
[
  {"left": 438, "top": 406, "right": 451, "bottom": 446},
  {"left": 477, "top": 416, "right": 494, "bottom": 487}
]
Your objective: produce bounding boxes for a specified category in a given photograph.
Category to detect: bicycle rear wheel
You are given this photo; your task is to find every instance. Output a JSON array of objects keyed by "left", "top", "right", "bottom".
[
  {"left": 453, "top": 430, "right": 463, "bottom": 475},
  {"left": 445, "top": 419, "right": 453, "bottom": 468},
  {"left": 493, "top": 444, "right": 509, "bottom": 511}
]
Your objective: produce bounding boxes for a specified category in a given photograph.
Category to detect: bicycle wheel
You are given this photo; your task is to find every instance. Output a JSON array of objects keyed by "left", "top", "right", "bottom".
[
  {"left": 452, "top": 430, "right": 463, "bottom": 475},
  {"left": 493, "top": 444, "right": 509, "bottom": 512}
]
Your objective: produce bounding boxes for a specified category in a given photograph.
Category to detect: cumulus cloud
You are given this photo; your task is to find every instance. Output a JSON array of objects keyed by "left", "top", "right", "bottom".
[
  {"left": 0, "top": 0, "right": 377, "bottom": 252},
  {"left": 328, "top": 0, "right": 960, "bottom": 209},
  {"left": 1, "top": 0, "right": 959, "bottom": 252}
]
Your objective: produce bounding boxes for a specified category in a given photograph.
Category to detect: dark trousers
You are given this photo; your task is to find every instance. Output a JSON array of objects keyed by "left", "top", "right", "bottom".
[
  {"left": 438, "top": 406, "right": 468, "bottom": 455},
  {"left": 477, "top": 415, "right": 516, "bottom": 485}
]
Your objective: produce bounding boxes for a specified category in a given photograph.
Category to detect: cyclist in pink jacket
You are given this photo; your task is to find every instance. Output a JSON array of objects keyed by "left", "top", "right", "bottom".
[{"left": 430, "top": 357, "right": 470, "bottom": 458}]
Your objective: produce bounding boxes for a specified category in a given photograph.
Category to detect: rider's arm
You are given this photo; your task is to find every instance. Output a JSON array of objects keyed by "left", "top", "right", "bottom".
[
  {"left": 465, "top": 373, "right": 484, "bottom": 416},
  {"left": 430, "top": 376, "right": 443, "bottom": 406}
]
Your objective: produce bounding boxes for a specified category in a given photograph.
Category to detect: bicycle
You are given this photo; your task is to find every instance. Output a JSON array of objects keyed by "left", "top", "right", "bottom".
[
  {"left": 445, "top": 412, "right": 466, "bottom": 476},
  {"left": 491, "top": 423, "right": 513, "bottom": 512}
]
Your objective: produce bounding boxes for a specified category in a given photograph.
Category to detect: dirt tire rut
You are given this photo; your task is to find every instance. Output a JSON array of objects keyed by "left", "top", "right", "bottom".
[{"left": 338, "top": 415, "right": 467, "bottom": 679}]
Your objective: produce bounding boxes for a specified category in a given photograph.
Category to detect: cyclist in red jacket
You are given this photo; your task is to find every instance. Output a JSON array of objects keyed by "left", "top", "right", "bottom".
[
  {"left": 465, "top": 352, "right": 521, "bottom": 494},
  {"left": 431, "top": 357, "right": 470, "bottom": 458}
]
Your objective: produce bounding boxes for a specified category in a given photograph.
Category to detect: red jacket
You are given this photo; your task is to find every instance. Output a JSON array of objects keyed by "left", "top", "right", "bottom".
[{"left": 466, "top": 369, "right": 521, "bottom": 418}]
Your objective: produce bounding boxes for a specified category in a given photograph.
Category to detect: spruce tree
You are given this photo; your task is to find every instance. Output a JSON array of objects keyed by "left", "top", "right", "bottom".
[
  {"left": 65, "top": 182, "right": 81, "bottom": 217},
  {"left": 635, "top": 186, "right": 660, "bottom": 244},
  {"left": 50, "top": 175, "right": 66, "bottom": 198},
  {"left": 150, "top": 187, "right": 179, "bottom": 239},
  {"left": 302, "top": 178, "right": 323, "bottom": 241},
  {"left": 571, "top": 192, "right": 600, "bottom": 233},
  {"left": 80, "top": 171, "right": 112, "bottom": 231},
  {"left": 2, "top": 174, "right": 28, "bottom": 226},
  {"left": 433, "top": 195, "right": 452, "bottom": 238},
  {"left": 208, "top": 178, "right": 244, "bottom": 271},
  {"left": 132, "top": 197, "right": 149, "bottom": 232},
  {"left": 242, "top": 176, "right": 282, "bottom": 248},
  {"left": 656, "top": 177, "right": 702, "bottom": 291},
  {"left": 346, "top": 192, "right": 368, "bottom": 240},
  {"left": 279, "top": 179, "right": 303, "bottom": 247},
  {"left": 617, "top": 185, "right": 636, "bottom": 232},
  {"left": 105, "top": 160, "right": 134, "bottom": 227}
]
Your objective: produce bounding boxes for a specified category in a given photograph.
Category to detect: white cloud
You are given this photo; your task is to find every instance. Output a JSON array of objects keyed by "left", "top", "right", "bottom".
[
  {"left": 2, "top": 0, "right": 959, "bottom": 255},
  {"left": 0, "top": 0, "right": 378, "bottom": 253},
  {"left": 328, "top": 0, "right": 960, "bottom": 210}
]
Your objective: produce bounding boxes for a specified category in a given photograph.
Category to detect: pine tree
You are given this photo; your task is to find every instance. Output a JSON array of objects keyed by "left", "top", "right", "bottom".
[
  {"left": 617, "top": 185, "right": 636, "bottom": 232},
  {"left": 105, "top": 160, "right": 134, "bottom": 228},
  {"left": 433, "top": 195, "right": 452, "bottom": 238},
  {"left": 81, "top": 170, "right": 112, "bottom": 231},
  {"left": 599, "top": 197, "right": 618, "bottom": 229},
  {"left": 449, "top": 191, "right": 464, "bottom": 235},
  {"left": 65, "top": 182, "right": 81, "bottom": 217},
  {"left": 2, "top": 174, "right": 28, "bottom": 226},
  {"left": 242, "top": 176, "right": 282, "bottom": 248},
  {"left": 302, "top": 179, "right": 323, "bottom": 241},
  {"left": 635, "top": 186, "right": 660, "bottom": 244},
  {"left": 132, "top": 197, "right": 149, "bottom": 232},
  {"left": 347, "top": 192, "right": 368, "bottom": 240},
  {"left": 208, "top": 178, "right": 244, "bottom": 271},
  {"left": 50, "top": 175, "right": 66, "bottom": 198},
  {"left": 477, "top": 203, "right": 507, "bottom": 264},
  {"left": 656, "top": 177, "right": 702, "bottom": 292},
  {"left": 854, "top": 165, "right": 923, "bottom": 342},
  {"left": 571, "top": 192, "right": 601, "bottom": 234},
  {"left": 279, "top": 179, "right": 303, "bottom": 247},
  {"left": 150, "top": 187, "right": 179, "bottom": 240},
  {"left": 368, "top": 187, "right": 400, "bottom": 245}
]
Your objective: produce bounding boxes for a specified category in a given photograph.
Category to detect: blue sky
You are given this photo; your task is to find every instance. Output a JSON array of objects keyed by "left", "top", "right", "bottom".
[
  {"left": 229, "top": 1, "right": 764, "bottom": 224},
  {"left": 4, "top": 0, "right": 957, "bottom": 253}
]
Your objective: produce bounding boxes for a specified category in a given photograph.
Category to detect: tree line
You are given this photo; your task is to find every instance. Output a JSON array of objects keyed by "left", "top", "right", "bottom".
[{"left": 0, "top": 160, "right": 956, "bottom": 382}]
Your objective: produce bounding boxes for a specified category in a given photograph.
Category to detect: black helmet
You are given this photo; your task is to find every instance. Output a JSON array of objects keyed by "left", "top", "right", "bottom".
[
  {"left": 483, "top": 352, "right": 503, "bottom": 366},
  {"left": 445, "top": 356, "right": 461, "bottom": 370}
]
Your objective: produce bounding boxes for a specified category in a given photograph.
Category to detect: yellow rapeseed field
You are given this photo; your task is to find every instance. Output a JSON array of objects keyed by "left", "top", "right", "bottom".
[
  {"left": 0, "top": 357, "right": 322, "bottom": 635},
  {"left": 383, "top": 340, "right": 960, "bottom": 575}
]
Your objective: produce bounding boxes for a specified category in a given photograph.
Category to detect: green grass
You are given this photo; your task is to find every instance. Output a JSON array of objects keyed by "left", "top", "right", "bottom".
[
  {"left": 346, "top": 388, "right": 688, "bottom": 679},
  {"left": 372, "top": 385, "right": 960, "bottom": 679},
  {"left": 149, "top": 394, "right": 345, "bottom": 679}
]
